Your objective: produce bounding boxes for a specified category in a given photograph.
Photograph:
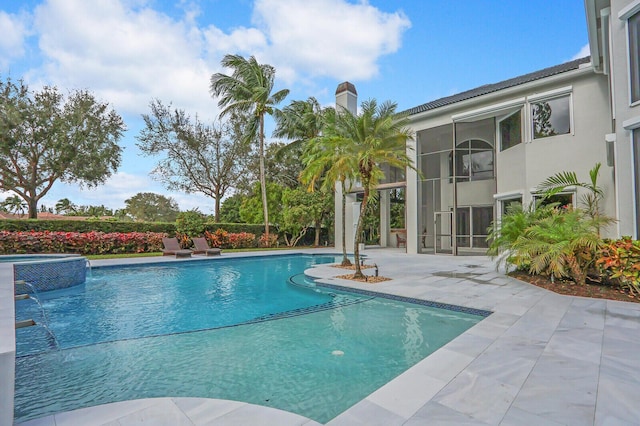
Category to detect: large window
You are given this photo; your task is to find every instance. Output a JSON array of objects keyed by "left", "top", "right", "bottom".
[
  {"left": 499, "top": 110, "right": 522, "bottom": 151},
  {"left": 456, "top": 206, "right": 493, "bottom": 248},
  {"left": 531, "top": 95, "right": 571, "bottom": 139},
  {"left": 630, "top": 11, "right": 640, "bottom": 104},
  {"left": 634, "top": 130, "right": 640, "bottom": 237},
  {"left": 450, "top": 139, "right": 494, "bottom": 181}
]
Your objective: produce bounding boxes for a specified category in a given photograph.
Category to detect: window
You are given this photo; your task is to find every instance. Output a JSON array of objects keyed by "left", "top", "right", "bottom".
[
  {"left": 500, "top": 197, "right": 522, "bottom": 216},
  {"left": 533, "top": 193, "right": 574, "bottom": 209},
  {"left": 450, "top": 139, "right": 494, "bottom": 181},
  {"left": 531, "top": 95, "right": 571, "bottom": 139},
  {"left": 499, "top": 110, "right": 522, "bottom": 151},
  {"left": 634, "top": 130, "right": 640, "bottom": 236},
  {"left": 630, "top": 11, "right": 640, "bottom": 104}
]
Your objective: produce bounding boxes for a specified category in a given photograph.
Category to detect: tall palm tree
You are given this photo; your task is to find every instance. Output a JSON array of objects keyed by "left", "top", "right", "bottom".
[
  {"left": 210, "top": 55, "right": 289, "bottom": 244},
  {"left": 274, "top": 97, "right": 333, "bottom": 246},
  {"left": 327, "top": 99, "right": 415, "bottom": 278},
  {"left": 301, "top": 133, "right": 357, "bottom": 266}
]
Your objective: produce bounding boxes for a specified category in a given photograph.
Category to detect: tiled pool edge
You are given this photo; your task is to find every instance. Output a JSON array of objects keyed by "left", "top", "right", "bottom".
[
  {"left": 0, "top": 262, "right": 16, "bottom": 426},
  {"left": 315, "top": 281, "right": 493, "bottom": 318}
]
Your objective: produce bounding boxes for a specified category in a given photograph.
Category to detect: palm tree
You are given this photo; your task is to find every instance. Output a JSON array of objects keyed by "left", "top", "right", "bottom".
[
  {"left": 326, "top": 99, "right": 415, "bottom": 278},
  {"left": 301, "top": 133, "right": 357, "bottom": 266},
  {"left": 274, "top": 97, "right": 333, "bottom": 246},
  {"left": 3, "top": 195, "right": 27, "bottom": 216},
  {"left": 55, "top": 198, "right": 76, "bottom": 215},
  {"left": 536, "top": 163, "right": 613, "bottom": 235},
  {"left": 210, "top": 55, "right": 289, "bottom": 244}
]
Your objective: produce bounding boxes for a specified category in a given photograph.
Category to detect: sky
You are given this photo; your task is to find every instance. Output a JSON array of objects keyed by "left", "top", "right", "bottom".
[{"left": 0, "top": 0, "right": 590, "bottom": 214}]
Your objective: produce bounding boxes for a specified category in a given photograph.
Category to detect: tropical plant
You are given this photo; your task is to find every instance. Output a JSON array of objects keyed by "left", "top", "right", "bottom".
[
  {"left": 54, "top": 198, "right": 77, "bottom": 215},
  {"left": 2, "top": 195, "right": 27, "bottom": 216},
  {"left": 301, "top": 131, "right": 357, "bottom": 266},
  {"left": 510, "top": 208, "right": 603, "bottom": 285},
  {"left": 536, "top": 163, "right": 614, "bottom": 235},
  {"left": 487, "top": 201, "right": 557, "bottom": 270},
  {"left": 322, "top": 99, "right": 414, "bottom": 277},
  {"left": 210, "top": 54, "right": 289, "bottom": 244},
  {"left": 124, "top": 192, "right": 180, "bottom": 222},
  {"left": 596, "top": 237, "right": 640, "bottom": 295},
  {"left": 0, "top": 77, "right": 125, "bottom": 218}
]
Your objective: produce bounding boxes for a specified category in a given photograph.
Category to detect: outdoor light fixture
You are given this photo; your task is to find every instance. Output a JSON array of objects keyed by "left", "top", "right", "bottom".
[{"left": 374, "top": 264, "right": 379, "bottom": 277}]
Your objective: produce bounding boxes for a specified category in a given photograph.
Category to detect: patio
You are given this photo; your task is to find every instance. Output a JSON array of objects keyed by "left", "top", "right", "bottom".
[{"left": 16, "top": 248, "right": 640, "bottom": 425}]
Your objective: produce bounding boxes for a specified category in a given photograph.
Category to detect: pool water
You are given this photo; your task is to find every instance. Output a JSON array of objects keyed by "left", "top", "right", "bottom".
[{"left": 14, "top": 254, "right": 485, "bottom": 423}]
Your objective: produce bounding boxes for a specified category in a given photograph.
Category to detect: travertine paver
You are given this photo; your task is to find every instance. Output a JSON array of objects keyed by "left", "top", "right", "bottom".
[{"left": 14, "top": 248, "right": 640, "bottom": 425}]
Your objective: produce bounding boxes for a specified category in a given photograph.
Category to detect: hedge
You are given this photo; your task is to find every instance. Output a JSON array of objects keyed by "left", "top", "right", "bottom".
[
  {"left": 0, "top": 231, "right": 166, "bottom": 255},
  {"left": 0, "top": 219, "right": 176, "bottom": 234}
]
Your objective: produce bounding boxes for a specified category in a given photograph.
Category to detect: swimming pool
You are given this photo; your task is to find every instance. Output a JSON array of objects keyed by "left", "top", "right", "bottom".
[{"left": 14, "top": 254, "right": 486, "bottom": 423}]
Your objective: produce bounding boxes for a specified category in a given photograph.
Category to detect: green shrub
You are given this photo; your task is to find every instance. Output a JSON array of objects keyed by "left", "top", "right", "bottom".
[
  {"left": 175, "top": 211, "right": 206, "bottom": 237},
  {"left": 0, "top": 219, "right": 175, "bottom": 234}
]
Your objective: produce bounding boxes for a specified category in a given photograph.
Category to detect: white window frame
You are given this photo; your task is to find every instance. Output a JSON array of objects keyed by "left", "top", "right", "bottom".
[
  {"left": 493, "top": 191, "right": 524, "bottom": 220},
  {"left": 527, "top": 87, "right": 574, "bottom": 141},
  {"left": 619, "top": 0, "right": 640, "bottom": 106}
]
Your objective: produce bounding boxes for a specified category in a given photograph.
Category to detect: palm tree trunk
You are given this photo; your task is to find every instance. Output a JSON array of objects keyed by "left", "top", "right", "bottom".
[
  {"left": 341, "top": 179, "right": 351, "bottom": 266},
  {"left": 259, "top": 114, "right": 270, "bottom": 244},
  {"left": 353, "top": 187, "right": 369, "bottom": 278}
]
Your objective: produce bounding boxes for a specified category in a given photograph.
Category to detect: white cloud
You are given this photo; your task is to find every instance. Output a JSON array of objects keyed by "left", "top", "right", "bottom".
[
  {"left": 0, "top": 11, "right": 29, "bottom": 68},
  {"left": 31, "top": 0, "right": 218, "bottom": 119},
  {"left": 572, "top": 43, "right": 590, "bottom": 60},
  {"left": 252, "top": 0, "right": 411, "bottom": 82}
]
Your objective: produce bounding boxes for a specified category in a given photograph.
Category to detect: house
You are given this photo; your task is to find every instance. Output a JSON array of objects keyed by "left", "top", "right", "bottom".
[{"left": 334, "top": 0, "right": 639, "bottom": 255}]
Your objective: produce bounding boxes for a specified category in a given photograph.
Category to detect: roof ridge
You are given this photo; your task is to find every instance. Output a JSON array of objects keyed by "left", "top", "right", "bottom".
[{"left": 404, "top": 56, "right": 592, "bottom": 116}]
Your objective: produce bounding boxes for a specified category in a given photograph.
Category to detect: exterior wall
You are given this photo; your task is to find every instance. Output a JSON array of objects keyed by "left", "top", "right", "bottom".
[
  {"left": 610, "top": 0, "right": 640, "bottom": 238},
  {"left": 406, "top": 67, "right": 616, "bottom": 254}
]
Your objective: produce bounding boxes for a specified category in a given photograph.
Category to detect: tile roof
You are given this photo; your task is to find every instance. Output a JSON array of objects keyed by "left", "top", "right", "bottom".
[{"left": 404, "top": 56, "right": 592, "bottom": 116}]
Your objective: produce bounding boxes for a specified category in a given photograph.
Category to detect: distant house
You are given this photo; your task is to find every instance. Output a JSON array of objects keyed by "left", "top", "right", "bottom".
[{"left": 334, "top": 0, "right": 640, "bottom": 255}]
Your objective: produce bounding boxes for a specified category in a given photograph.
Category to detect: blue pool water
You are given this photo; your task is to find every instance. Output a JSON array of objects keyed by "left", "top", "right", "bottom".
[{"left": 14, "top": 254, "right": 486, "bottom": 423}]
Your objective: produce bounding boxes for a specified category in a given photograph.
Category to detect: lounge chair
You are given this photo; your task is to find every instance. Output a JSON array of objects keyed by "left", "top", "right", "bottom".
[
  {"left": 192, "top": 237, "right": 222, "bottom": 256},
  {"left": 162, "top": 237, "right": 192, "bottom": 258}
]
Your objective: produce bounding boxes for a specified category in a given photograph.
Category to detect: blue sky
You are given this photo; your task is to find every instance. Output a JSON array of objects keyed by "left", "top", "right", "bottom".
[{"left": 0, "top": 0, "right": 589, "bottom": 214}]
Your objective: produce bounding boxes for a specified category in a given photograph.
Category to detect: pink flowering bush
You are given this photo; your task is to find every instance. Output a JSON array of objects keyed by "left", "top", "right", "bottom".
[
  {"left": 0, "top": 231, "right": 166, "bottom": 255},
  {"left": 227, "top": 232, "right": 256, "bottom": 249}
]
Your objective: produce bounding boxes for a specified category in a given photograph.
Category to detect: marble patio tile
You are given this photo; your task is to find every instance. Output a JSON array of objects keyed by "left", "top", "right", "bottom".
[
  {"left": 365, "top": 370, "right": 448, "bottom": 419},
  {"left": 484, "top": 335, "right": 547, "bottom": 361},
  {"left": 405, "top": 401, "right": 490, "bottom": 425},
  {"left": 441, "top": 332, "right": 495, "bottom": 359},
  {"left": 594, "top": 372, "right": 640, "bottom": 426},
  {"left": 53, "top": 399, "right": 163, "bottom": 426},
  {"left": 604, "top": 304, "right": 640, "bottom": 329},
  {"left": 325, "top": 399, "right": 405, "bottom": 426},
  {"left": 214, "top": 403, "right": 314, "bottom": 426},
  {"left": 558, "top": 299, "right": 606, "bottom": 330},
  {"left": 511, "top": 354, "right": 598, "bottom": 426},
  {"left": 411, "top": 347, "right": 475, "bottom": 382},
  {"left": 111, "top": 401, "right": 195, "bottom": 426},
  {"left": 464, "top": 351, "right": 536, "bottom": 388},
  {"left": 543, "top": 326, "right": 604, "bottom": 364},
  {"left": 499, "top": 405, "right": 565, "bottom": 426},
  {"left": 172, "top": 398, "right": 246, "bottom": 424},
  {"left": 432, "top": 370, "right": 520, "bottom": 425}
]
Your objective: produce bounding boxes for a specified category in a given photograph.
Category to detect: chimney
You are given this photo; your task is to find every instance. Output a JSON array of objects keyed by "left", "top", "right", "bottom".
[{"left": 335, "top": 81, "right": 357, "bottom": 114}]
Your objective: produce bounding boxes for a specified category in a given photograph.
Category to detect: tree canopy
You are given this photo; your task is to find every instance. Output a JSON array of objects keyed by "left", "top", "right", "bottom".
[
  {"left": 137, "top": 99, "right": 250, "bottom": 221},
  {"left": 0, "top": 77, "right": 125, "bottom": 218},
  {"left": 125, "top": 192, "right": 180, "bottom": 222}
]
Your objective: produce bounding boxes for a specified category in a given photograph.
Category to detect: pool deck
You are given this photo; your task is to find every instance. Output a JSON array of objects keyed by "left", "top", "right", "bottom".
[{"left": 14, "top": 248, "right": 640, "bottom": 425}]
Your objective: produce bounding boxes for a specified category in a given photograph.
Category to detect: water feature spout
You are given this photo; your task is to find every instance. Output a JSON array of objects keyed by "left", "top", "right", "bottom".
[{"left": 15, "top": 319, "right": 36, "bottom": 329}]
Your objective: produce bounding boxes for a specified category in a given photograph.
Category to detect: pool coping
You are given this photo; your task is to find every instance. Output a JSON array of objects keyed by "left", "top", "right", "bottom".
[{"left": 7, "top": 248, "right": 640, "bottom": 425}]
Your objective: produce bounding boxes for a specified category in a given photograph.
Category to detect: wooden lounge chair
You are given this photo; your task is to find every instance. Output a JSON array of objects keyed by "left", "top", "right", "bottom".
[
  {"left": 161, "top": 237, "right": 192, "bottom": 258},
  {"left": 192, "top": 237, "right": 222, "bottom": 256}
]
